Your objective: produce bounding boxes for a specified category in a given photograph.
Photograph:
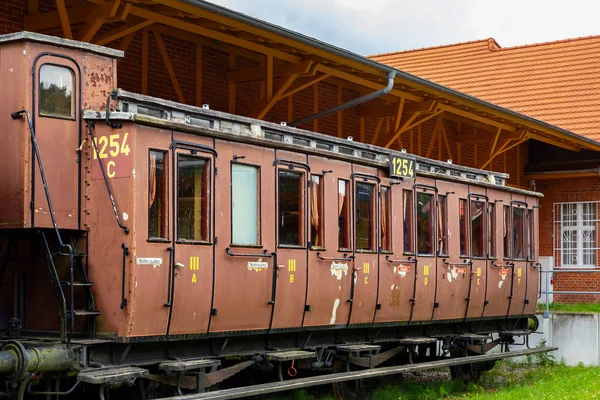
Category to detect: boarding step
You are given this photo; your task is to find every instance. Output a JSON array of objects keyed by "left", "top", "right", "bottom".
[
  {"left": 60, "top": 281, "right": 94, "bottom": 287},
  {"left": 336, "top": 344, "right": 381, "bottom": 353},
  {"left": 73, "top": 310, "right": 101, "bottom": 317},
  {"left": 160, "top": 358, "right": 221, "bottom": 372},
  {"left": 265, "top": 350, "right": 315, "bottom": 362},
  {"left": 78, "top": 367, "right": 148, "bottom": 385},
  {"left": 499, "top": 330, "right": 532, "bottom": 337},
  {"left": 398, "top": 337, "right": 439, "bottom": 346},
  {"left": 455, "top": 333, "right": 489, "bottom": 342}
]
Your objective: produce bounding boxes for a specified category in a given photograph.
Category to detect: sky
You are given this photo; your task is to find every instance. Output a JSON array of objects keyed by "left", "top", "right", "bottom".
[{"left": 207, "top": 0, "right": 600, "bottom": 56}]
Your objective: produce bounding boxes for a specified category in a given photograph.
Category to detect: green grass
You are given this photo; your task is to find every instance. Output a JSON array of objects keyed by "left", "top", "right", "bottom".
[{"left": 536, "top": 301, "right": 600, "bottom": 313}]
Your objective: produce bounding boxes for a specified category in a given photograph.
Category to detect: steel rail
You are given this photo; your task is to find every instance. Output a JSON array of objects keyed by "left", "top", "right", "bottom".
[{"left": 162, "top": 347, "right": 557, "bottom": 400}]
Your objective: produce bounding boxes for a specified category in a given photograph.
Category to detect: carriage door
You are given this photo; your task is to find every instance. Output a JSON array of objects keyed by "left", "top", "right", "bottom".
[
  {"left": 524, "top": 196, "right": 540, "bottom": 315},
  {"left": 484, "top": 189, "right": 512, "bottom": 318},
  {"left": 411, "top": 179, "right": 438, "bottom": 323},
  {"left": 432, "top": 180, "right": 469, "bottom": 321},
  {"left": 211, "top": 141, "right": 275, "bottom": 333},
  {"left": 509, "top": 195, "right": 528, "bottom": 317},
  {"left": 167, "top": 142, "right": 215, "bottom": 336},
  {"left": 349, "top": 171, "right": 380, "bottom": 325},
  {"left": 33, "top": 57, "right": 80, "bottom": 229},
  {"left": 303, "top": 157, "right": 352, "bottom": 328},
  {"left": 271, "top": 159, "right": 309, "bottom": 329},
  {"left": 465, "top": 189, "right": 488, "bottom": 320}
]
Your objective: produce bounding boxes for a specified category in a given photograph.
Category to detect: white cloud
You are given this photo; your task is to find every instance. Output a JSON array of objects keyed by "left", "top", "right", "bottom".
[{"left": 207, "top": 0, "right": 600, "bottom": 54}]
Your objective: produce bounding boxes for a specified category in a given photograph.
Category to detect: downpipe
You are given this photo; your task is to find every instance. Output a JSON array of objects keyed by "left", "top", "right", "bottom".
[
  {"left": 289, "top": 70, "right": 397, "bottom": 127},
  {"left": 0, "top": 342, "right": 77, "bottom": 382}
]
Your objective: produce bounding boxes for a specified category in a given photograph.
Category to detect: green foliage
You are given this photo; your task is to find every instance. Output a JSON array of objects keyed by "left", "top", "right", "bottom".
[
  {"left": 531, "top": 339, "right": 556, "bottom": 367},
  {"left": 536, "top": 301, "right": 600, "bottom": 313}
]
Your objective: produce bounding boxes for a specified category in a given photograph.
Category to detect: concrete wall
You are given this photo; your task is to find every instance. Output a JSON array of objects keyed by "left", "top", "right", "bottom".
[{"left": 514, "top": 313, "right": 600, "bottom": 366}]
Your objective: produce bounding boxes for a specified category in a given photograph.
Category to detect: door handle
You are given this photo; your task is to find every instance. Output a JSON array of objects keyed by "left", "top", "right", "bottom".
[{"left": 175, "top": 262, "right": 184, "bottom": 269}]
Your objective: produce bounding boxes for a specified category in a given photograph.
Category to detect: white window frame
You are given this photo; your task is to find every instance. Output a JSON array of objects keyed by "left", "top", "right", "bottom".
[{"left": 555, "top": 202, "right": 598, "bottom": 268}]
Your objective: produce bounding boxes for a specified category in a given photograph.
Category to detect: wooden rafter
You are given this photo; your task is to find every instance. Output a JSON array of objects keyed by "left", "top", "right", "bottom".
[
  {"left": 279, "top": 73, "right": 329, "bottom": 100},
  {"left": 479, "top": 131, "right": 528, "bottom": 169},
  {"left": 393, "top": 98, "right": 405, "bottom": 133},
  {"left": 78, "top": 0, "right": 122, "bottom": 42},
  {"left": 438, "top": 103, "right": 515, "bottom": 132},
  {"left": 55, "top": 0, "right": 73, "bottom": 39},
  {"left": 456, "top": 130, "right": 523, "bottom": 143},
  {"left": 370, "top": 118, "right": 385, "bottom": 145},
  {"left": 94, "top": 17, "right": 153, "bottom": 46},
  {"left": 152, "top": 29, "right": 185, "bottom": 103},
  {"left": 383, "top": 103, "right": 442, "bottom": 149}
]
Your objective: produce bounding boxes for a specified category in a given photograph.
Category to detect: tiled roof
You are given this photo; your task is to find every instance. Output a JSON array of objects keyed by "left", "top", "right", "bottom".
[{"left": 370, "top": 36, "right": 600, "bottom": 142}]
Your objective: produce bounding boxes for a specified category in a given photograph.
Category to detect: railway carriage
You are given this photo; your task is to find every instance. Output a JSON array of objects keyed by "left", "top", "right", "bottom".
[{"left": 0, "top": 32, "right": 549, "bottom": 399}]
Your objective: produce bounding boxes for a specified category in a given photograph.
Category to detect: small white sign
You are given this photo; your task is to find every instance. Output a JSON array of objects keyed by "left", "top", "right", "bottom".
[
  {"left": 331, "top": 262, "right": 348, "bottom": 271},
  {"left": 136, "top": 257, "right": 163, "bottom": 265},
  {"left": 248, "top": 261, "right": 269, "bottom": 270}
]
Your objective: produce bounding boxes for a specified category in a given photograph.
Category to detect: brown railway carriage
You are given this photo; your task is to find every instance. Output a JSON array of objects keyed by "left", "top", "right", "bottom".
[{"left": 0, "top": 33, "right": 546, "bottom": 399}]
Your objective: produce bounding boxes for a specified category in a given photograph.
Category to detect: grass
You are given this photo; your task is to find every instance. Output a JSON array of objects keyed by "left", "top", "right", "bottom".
[
  {"left": 256, "top": 358, "right": 600, "bottom": 400},
  {"left": 536, "top": 301, "right": 600, "bottom": 313}
]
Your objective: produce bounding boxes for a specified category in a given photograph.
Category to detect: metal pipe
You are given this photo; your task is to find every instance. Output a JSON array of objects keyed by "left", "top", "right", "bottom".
[
  {"left": 0, "top": 343, "right": 77, "bottom": 382},
  {"left": 289, "top": 71, "right": 396, "bottom": 127}
]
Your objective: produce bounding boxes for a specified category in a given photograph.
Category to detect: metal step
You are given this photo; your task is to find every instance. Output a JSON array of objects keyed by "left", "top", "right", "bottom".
[
  {"left": 60, "top": 281, "right": 94, "bottom": 287},
  {"left": 499, "top": 330, "right": 532, "bottom": 337},
  {"left": 160, "top": 358, "right": 221, "bottom": 372},
  {"left": 265, "top": 350, "right": 315, "bottom": 362},
  {"left": 336, "top": 344, "right": 381, "bottom": 353},
  {"left": 399, "top": 337, "right": 439, "bottom": 345},
  {"left": 73, "top": 310, "right": 101, "bottom": 317},
  {"left": 78, "top": 367, "right": 148, "bottom": 385}
]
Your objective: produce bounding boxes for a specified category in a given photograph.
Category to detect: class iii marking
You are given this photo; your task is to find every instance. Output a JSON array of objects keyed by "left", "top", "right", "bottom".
[
  {"left": 288, "top": 259, "right": 296, "bottom": 272},
  {"left": 190, "top": 256, "right": 199, "bottom": 270}
]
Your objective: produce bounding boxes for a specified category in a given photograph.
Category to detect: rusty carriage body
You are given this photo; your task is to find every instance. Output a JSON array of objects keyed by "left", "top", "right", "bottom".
[{"left": 0, "top": 33, "right": 546, "bottom": 399}]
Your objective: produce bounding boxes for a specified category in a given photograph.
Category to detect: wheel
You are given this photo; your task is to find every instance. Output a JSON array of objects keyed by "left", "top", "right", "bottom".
[
  {"left": 331, "top": 357, "right": 375, "bottom": 400},
  {"left": 450, "top": 357, "right": 495, "bottom": 381}
]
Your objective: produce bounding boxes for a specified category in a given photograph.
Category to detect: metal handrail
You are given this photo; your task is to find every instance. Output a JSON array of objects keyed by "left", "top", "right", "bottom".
[
  {"left": 316, "top": 252, "right": 354, "bottom": 261},
  {"left": 226, "top": 248, "right": 273, "bottom": 258},
  {"left": 385, "top": 255, "right": 417, "bottom": 264},
  {"left": 538, "top": 267, "right": 600, "bottom": 318}
]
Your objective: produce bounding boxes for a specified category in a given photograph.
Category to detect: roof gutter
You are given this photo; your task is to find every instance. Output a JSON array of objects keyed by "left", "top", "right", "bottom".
[
  {"left": 188, "top": 0, "right": 600, "bottom": 150},
  {"left": 289, "top": 70, "right": 396, "bottom": 127}
]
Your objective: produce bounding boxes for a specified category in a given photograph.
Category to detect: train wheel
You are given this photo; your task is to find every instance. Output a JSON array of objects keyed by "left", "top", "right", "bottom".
[
  {"left": 450, "top": 358, "right": 495, "bottom": 382},
  {"left": 331, "top": 358, "right": 374, "bottom": 400}
]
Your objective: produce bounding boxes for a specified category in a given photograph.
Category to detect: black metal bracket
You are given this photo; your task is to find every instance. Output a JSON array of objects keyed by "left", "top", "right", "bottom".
[
  {"left": 120, "top": 244, "right": 129, "bottom": 309},
  {"left": 226, "top": 248, "right": 273, "bottom": 258},
  {"left": 105, "top": 90, "right": 123, "bottom": 129}
]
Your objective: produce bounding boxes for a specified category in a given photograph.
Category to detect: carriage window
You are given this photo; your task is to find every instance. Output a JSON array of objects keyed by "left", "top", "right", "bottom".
[
  {"left": 403, "top": 190, "right": 414, "bottom": 254},
  {"left": 471, "top": 201, "right": 485, "bottom": 258},
  {"left": 513, "top": 207, "right": 525, "bottom": 259},
  {"left": 338, "top": 180, "right": 351, "bottom": 250},
  {"left": 417, "top": 192, "right": 435, "bottom": 255},
  {"left": 148, "top": 150, "right": 168, "bottom": 239},
  {"left": 232, "top": 164, "right": 259, "bottom": 245},
  {"left": 504, "top": 206, "right": 511, "bottom": 258},
  {"left": 488, "top": 203, "right": 496, "bottom": 258},
  {"left": 279, "top": 170, "right": 304, "bottom": 246},
  {"left": 527, "top": 209, "right": 535, "bottom": 260},
  {"left": 437, "top": 195, "right": 448, "bottom": 256},
  {"left": 459, "top": 199, "right": 468, "bottom": 257},
  {"left": 310, "top": 175, "right": 324, "bottom": 248},
  {"left": 356, "top": 182, "right": 375, "bottom": 251},
  {"left": 381, "top": 186, "right": 392, "bottom": 252},
  {"left": 39, "top": 64, "right": 74, "bottom": 118},
  {"left": 177, "top": 155, "right": 210, "bottom": 242}
]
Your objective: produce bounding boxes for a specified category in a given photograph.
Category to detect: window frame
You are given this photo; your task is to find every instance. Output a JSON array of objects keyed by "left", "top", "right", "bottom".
[
  {"left": 488, "top": 202, "right": 497, "bottom": 260},
  {"left": 277, "top": 168, "right": 306, "bottom": 249},
  {"left": 175, "top": 153, "right": 212, "bottom": 245},
  {"left": 416, "top": 190, "right": 436, "bottom": 257},
  {"left": 230, "top": 161, "right": 262, "bottom": 248},
  {"left": 459, "top": 198, "right": 469, "bottom": 258},
  {"left": 380, "top": 185, "right": 393, "bottom": 254},
  {"left": 557, "top": 202, "right": 598, "bottom": 268},
  {"left": 503, "top": 205, "right": 512, "bottom": 260},
  {"left": 402, "top": 189, "right": 415, "bottom": 256},
  {"left": 309, "top": 174, "right": 325, "bottom": 250},
  {"left": 38, "top": 63, "right": 76, "bottom": 121},
  {"left": 470, "top": 199, "right": 487, "bottom": 259},
  {"left": 147, "top": 148, "right": 170, "bottom": 243},
  {"left": 437, "top": 194, "right": 449, "bottom": 257},
  {"left": 355, "top": 180, "right": 377, "bottom": 253},
  {"left": 512, "top": 204, "right": 527, "bottom": 261},
  {"left": 338, "top": 178, "right": 352, "bottom": 252}
]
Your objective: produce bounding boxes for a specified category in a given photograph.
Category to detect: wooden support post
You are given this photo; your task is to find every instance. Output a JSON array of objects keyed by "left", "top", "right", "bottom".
[
  {"left": 457, "top": 122, "right": 462, "bottom": 165},
  {"left": 141, "top": 28, "right": 148, "bottom": 95},
  {"left": 94, "top": 18, "right": 153, "bottom": 46},
  {"left": 152, "top": 29, "right": 185, "bottom": 104},
  {"left": 418, "top": 125, "right": 422, "bottom": 156},
  {"left": 196, "top": 44, "right": 203, "bottom": 106},
  {"left": 409, "top": 127, "right": 414, "bottom": 154},
  {"left": 313, "top": 84, "right": 319, "bottom": 132},
  {"left": 437, "top": 122, "right": 442, "bottom": 159},
  {"left": 56, "top": 0, "right": 73, "bottom": 39},
  {"left": 229, "top": 53, "right": 236, "bottom": 114},
  {"left": 517, "top": 144, "right": 521, "bottom": 186},
  {"left": 337, "top": 85, "right": 343, "bottom": 138},
  {"left": 370, "top": 118, "right": 384, "bottom": 145}
]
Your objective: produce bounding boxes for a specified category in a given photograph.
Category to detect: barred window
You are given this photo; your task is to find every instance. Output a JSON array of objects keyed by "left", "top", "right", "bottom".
[{"left": 558, "top": 202, "right": 598, "bottom": 267}]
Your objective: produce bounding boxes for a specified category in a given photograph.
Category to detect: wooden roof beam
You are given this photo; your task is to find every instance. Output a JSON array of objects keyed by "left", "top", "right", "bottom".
[
  {"left": 93, "top": 17, "right": 153, "bottom": 45},
  {"left": 456, "top": 130, "right": 523, "bottom": 143},
  {"left": 227, "top": 60, "right": 313, "bottom": 83},
  {"left": 438, "top": 103, "right": 516, "bottom": 132}
]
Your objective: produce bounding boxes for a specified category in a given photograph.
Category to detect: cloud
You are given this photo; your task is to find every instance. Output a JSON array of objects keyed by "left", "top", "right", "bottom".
[{"left": 208, "top": 0, "right": 600, "bottom": 54}]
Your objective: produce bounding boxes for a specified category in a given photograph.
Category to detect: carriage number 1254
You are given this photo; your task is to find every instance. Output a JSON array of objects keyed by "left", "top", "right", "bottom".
[{"left": 389, "top": 154, "right": 416, "bottom": 179}]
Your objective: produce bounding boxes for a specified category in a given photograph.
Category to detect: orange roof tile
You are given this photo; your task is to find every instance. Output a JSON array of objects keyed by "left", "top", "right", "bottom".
[{"left": 370, "top": 36, "right": 600, "bottom": 142}]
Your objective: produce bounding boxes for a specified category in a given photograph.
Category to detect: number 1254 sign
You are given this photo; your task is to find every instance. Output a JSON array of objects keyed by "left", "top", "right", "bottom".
[{"left": 389, "top": 154, "right": 416, "bottom": 179}]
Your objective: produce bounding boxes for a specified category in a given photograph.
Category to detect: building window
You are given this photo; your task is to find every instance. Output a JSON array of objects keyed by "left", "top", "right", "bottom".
[
  {"left": 177, "top": 155, "right": 210, "bottom": 242},
  {"left": 231, "top": 164, "right": 259, "bottom": 245},
  {"left": 559, "top": 202, "right": 597, "bottom": 267},
  {"left": 310, "top": 175, "right": 324, "bottom": 248},
  {"left": 503, "top": 206, "right": 511, "bottom": 259},
  {"left": 355, "top": 182, "right": 376, "bottom": 251},
  {"left": 438, "top": 195, "right": 448, "bottom": 256},
  {"left": 488, "top": 203, "right": 496, "bottom": 258},
  {"left": 39, "top": 64, "right": 75, "bottom": 119},
  {"left": 417, "top": 192, "right": 435, "bottom": 255},
  {"left": 381, "top": 186, "right": 392, "bottom": 252},
  {"left": 148, "top": 150, "right": 168, "bottom": 240},
  {"left": 471, "top": 200, "right": 485, "bottom": 258},
  {"left": 459, "top": 199, "right": 468, "bottom": 257},
  {"left": 513, "top": 207, "right": 525, "bottom": 260},
  {"left": 403, "top": 190, "right": 414, "bottom": 254},
  {"left": 278, "top": 170, "right": 304, "bottom": 246},
  {"left": 338, "top": 180, "right": 351, "bottom": 250}
]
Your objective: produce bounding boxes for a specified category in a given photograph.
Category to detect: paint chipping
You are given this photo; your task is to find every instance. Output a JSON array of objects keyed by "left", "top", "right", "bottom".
[
  {"left": 330, "top": 298, "right": 340, "bottom": 324},
  {"left": 330, "top": 262, "right": 348, "bottom": 281},
  {"left": 123, "top": 212, "right": 129, "bottom": 221},
  {"left": 132, "top": 169, "right": 136, "bottom": 179}
]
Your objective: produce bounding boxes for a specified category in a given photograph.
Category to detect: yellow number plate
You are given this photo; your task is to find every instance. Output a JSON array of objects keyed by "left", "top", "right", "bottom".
[{"left": 389, "top": 154, "right": 416, "bottom": 179}]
